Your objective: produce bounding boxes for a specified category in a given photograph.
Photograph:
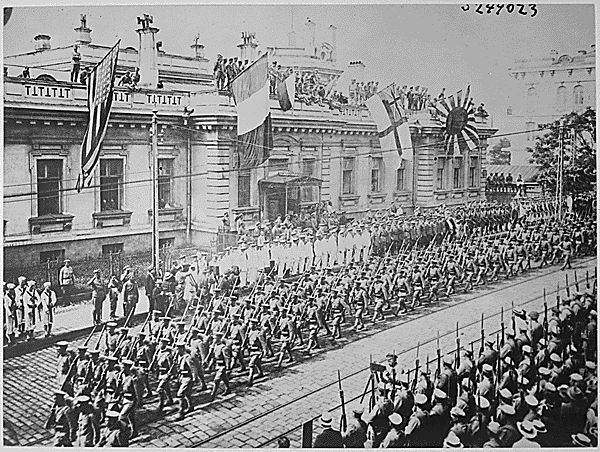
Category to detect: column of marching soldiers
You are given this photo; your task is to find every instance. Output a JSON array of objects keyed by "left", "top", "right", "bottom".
[
  {"left": 313, "top": 270, "right": 597, "bottom": 448},
  {"left": 44, "top": 197, "right": 596, "bottom": 447}
]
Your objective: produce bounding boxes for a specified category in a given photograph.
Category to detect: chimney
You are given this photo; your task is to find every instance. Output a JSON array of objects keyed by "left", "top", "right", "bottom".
[
  {"left": 190, "top": 34, "right": 205, "bottom": 59},
  {"left": 34, "top": 34, "right": 51, "bottom": 51},
  {"left": 550, "top": 49, "right": 558, "bottom": 60},
  {"left": 329, "top": 24, "right": 337, "bottom": 63},
  {"left": 288, "top": 30, "right": 297, "bottom": 47},
  {"left": 348, "top": 60, "right": 365, "bottom": 83},
  {"left": 305, "top": 18, "right": 316, "bottom": 57},
  {"left": 136, "top": 14, "right": 159, "bottom": 89},
  {"left": 74, "top": 14, "right": 92, "bottom": 45},
  {"left": 591, "top": 44, "right": 596, "bottom": 51}
]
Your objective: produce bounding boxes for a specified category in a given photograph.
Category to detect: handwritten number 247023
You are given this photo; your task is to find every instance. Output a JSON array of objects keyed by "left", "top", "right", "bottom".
[{"left": 461, "top": 4, "right": 538, "bottom": 17}]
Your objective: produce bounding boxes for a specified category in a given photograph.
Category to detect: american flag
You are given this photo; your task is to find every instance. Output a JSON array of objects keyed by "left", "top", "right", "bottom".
[{"left": 76, "top": 41, "right": 120, "bottom": 192}]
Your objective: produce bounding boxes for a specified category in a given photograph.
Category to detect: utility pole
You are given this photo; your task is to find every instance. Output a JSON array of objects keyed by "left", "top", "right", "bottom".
[
  {"left": 151, "top": 107, "right": 160, "bottom": 270},
  {"left": 555, "top": 119, "right": 565, "bottom": 222},
  {"left": 183, "top": 106, "right": 193, "bottom": 242}
]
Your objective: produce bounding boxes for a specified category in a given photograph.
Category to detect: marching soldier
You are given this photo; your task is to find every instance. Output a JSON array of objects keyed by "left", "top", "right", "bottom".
[
  {"left": 209, "top": 331, "right": 232, "bottom": 400},
  {"left": 96, "top": 410, "right": 128, "bottom": 447},
  {"left": 351, "top": 280, "right": 368, "bottom": 330},
  {"left": 74, "top": 395, "right": 101, "bottom": 447},
  {"left": 189, "top": 328, "right": 208, "bottom": 391},
  {"left": 276, "top": 308, "right": 294, "bottom": 367},
  {"left": 247, "top": 321, "right": 265, "bottom": 386},
  {"left": 103, "top": 356, "right": 120, "bottom": 412},
  {"left": 119, "top": 359, "right": 139, "bottom": 438},
  {"left": 371, "top": 277, "right": 388, "bottom": 322},
  {"left": 154, "top": 337, "right": 174, "bottom": 414},
  {"left": 56, "top": 341, "right": 73, "bottom": 395},
  {"left": 175, "top": 341, "right": 197, "bottom": 419},
  {"left": 133, "top": 332, "right": 153, "bottom": 400},
  {"left": 330, "top": 296, "right": 345, "bottom": 340},
  {"left": 74, "top": 345, "right": 91, "bottom": 396},
  {"left": 47, "top": 390, "right": 74, "bottom": 446}
]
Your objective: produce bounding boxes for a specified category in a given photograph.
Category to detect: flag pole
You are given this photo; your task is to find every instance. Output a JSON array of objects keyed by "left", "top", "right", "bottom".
[{"left": 151, "top": 107, "right": 160, "bottom": 271}]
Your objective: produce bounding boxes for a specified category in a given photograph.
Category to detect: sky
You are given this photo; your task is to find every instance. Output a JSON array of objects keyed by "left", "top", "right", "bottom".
[{"left": 3, "top": 2, "right": 596, "bottom": 129}]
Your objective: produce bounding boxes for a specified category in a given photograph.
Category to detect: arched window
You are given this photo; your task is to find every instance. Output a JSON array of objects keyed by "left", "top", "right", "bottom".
[
  {"left": 527, "top": 86, "right": 537, "bottom": 112},
  {"left": 556, "top": 85, "right": 567, "bottom": 111},
  {"left": 573, "top": 85, "right": 584, "bottom": 106}
]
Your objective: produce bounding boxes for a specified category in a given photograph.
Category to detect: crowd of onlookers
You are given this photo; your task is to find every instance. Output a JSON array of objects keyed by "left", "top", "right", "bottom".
[
  {"left": 348, "top": 80, "right": 380, "bottom": 106},
  {"left": 309, "top": 280, "right": 598, "bottom": 447},
  {"left": 487, "top": 173, "right": 526, "bottom": 195},
  {"left": 214, "top": 54, "right": 250, "bottom": 90}
]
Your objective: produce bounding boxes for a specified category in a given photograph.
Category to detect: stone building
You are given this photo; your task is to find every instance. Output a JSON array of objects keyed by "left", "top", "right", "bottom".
[
  {"left": 503, "top": 45, "right": 596, "bottom": 165},
  {"left": 3, "top": 15, "right": 496, "bottom": 267}
]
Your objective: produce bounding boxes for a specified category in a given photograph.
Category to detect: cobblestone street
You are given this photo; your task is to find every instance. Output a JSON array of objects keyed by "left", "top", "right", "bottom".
[{"left": 3, "top": 258, "right": 594, "bottom": 448}]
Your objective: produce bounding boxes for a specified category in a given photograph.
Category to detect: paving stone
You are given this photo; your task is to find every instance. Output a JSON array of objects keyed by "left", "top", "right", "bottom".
[{"left": 4, "top": 259, "right": 595, "bottom": 448}]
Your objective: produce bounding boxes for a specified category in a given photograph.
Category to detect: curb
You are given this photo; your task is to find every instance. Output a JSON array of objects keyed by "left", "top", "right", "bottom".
[{"left": 3, "top": 311, "right": 149, "bottom": 359}]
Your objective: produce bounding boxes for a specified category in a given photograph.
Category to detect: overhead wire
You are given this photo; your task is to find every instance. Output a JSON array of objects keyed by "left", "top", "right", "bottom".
[{"left": 3, "top": 125, "right": 563, "bottom": 204}]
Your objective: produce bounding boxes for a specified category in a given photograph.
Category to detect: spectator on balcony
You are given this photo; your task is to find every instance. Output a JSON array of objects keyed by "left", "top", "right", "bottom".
[
  {"left": 438, "top": 87, "right": 445, "bottom": 99},
  {"left": 225, "top": 58, "right": 237, "bottom": 89},
  {"left": 232, "top": 57, "right": 240, "bottom": 77},
  {"left": 505, "top": 173, "right": 514, "bottom": 191},
  {"left": 497, "top": 173, "right": 506, "bottom": 192},
  {"left": 132, "top": 68, "right": 140, "bottom": 87},
  {"left": 71, "top": 45, "right": 81, "bottom": 83},
  {"left": 221, "top": 212, "right": 231, "bottom": 232},
  {"left": 214, "top": 54, "right": 226, "bottom": 90},
  {"left": 118, "top": 72, "right": 133, "bottom": 88},
  {"left": 269, "top": 61, "right": 278, "bottom": 95},
  {"left": 477, "top": 103, "right": 489, "bottom": 118},
  {"left": 516, "top": 174, "right": 525, "bottom": 196}
]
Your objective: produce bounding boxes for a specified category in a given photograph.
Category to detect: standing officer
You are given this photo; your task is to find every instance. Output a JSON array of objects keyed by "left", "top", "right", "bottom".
[
  {"left": 88, "top": 269, "right": 107, "bottom": 326},
  {"left": 122, "top": 275, "right": 139, "bottom": 320},
  {"left": 59, "top": 259, "right": 75, "bottom": 304}
]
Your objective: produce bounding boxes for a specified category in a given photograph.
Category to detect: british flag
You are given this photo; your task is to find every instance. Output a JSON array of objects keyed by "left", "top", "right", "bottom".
[{"left": 76, "top": 41, "right": 120, "bottom": 192}]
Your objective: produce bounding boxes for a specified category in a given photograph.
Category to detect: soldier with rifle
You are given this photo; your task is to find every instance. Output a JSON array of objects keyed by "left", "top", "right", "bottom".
[
  {"left": 174, "top": 341, "right": 198, "bottom": 419},
  {"left": 153, "top": 337, "right": 174, "bottom": 414}
]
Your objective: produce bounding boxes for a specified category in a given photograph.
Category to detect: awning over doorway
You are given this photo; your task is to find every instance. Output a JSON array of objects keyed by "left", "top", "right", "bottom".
[{"left": 258, "top": 172, "right": 323, "bottom": 188}]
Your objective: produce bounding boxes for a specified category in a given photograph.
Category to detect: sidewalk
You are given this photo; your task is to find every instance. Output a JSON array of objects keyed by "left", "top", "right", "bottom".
[{"left": 3, "top": 290, "right": 149, "bottom": 358}]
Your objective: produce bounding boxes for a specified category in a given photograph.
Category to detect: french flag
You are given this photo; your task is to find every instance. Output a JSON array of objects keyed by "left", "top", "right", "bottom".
[{"left": 231, "top": 53, "right": 273, "bottom": 170}]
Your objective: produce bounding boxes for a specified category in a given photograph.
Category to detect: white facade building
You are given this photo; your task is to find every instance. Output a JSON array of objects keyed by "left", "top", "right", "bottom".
[{"left": 503, "top": 45, "right": 596, "bottom": 165}]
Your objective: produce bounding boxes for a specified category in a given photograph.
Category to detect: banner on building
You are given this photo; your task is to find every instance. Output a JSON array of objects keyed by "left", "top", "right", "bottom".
[
  {"left": 365, "top": 83, "right": 413, "bottom": 161},
  {"left": 76, "top": 41, "right": 120, "bottom": 192},
  {"left": 231, "top": 53, "right": 273, "bottom": 170},
  {"left": 277, "top": 72, "right": 295, "bottom": 111},
  {"left": 433, "top": 85, "right": 480, "bottom": 158}
]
